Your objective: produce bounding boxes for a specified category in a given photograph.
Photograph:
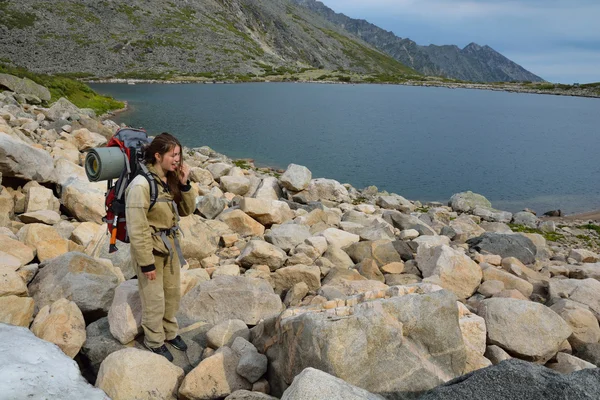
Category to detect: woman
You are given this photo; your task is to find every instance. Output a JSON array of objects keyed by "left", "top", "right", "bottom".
[{"left": 125, "top": 132, "right": 196, "bottom": 361}]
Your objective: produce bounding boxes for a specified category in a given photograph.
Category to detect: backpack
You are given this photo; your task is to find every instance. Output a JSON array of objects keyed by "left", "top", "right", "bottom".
[{"left": 104, "top": 128, "right": 158, "bottom": 253}]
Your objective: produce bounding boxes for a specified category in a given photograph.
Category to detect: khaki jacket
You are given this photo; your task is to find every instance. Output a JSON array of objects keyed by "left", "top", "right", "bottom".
[{"left": 125, "top": 164, "right": 196, "bottom": 268}]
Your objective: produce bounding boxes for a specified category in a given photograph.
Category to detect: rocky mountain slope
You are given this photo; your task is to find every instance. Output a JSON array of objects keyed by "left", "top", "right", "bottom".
[
  {"left": 0, "top": 0, "right": 415, "bottom": 79},
  {"left": 292, "top": 0, "right": 545, "bottom": 83}
]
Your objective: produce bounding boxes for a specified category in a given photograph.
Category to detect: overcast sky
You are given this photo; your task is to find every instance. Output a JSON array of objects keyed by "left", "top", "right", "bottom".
[{"left": 319, "top": 0, "right": 600, "bottom": 83}]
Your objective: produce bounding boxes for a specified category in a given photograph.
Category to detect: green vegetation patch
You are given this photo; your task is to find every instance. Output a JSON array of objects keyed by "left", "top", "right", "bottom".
[
  {"left": 0, "top": 64, "right": 123, "bottom": 115},
  {"left": 579, "top": 224, "right": 600, "bottom": 234},
  {"left": 508, "top": 223, "right": 565, "bottom": 242},
  {"left": 233, "top": 159, "right": 252, "bottom": 170},
  {"left": 0, "top": 1, "right": 38, "bottom": 29}
]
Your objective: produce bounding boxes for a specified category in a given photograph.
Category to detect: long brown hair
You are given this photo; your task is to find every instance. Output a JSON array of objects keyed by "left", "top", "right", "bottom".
[{"left": 144, "top": 132, "right": 184, "bottom": 205}]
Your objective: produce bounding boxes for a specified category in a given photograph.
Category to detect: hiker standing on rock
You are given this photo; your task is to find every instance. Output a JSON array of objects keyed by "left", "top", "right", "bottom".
[{"left": 125, "top": 132, "right": 196, "bottom": 361}]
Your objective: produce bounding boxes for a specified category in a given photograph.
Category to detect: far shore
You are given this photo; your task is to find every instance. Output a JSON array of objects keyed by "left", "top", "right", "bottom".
[{"left": 88, "top": 78, "right": 600, "bottom": 100}]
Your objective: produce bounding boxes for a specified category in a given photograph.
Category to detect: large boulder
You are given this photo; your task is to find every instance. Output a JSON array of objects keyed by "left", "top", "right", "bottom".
[
  {"left": 448, "top": 191, "right": 491, "bottom": 213},
  {"left": 382, "top": 210, "right": 436, "bottom": 236},
  {"left": 96, "top": 348, "right": 184, "bottom": 400},
  {"left": 549, "top": 299, "right": 600, "bottom": 350},
  {"left": 29, "top": 252, "right": 124, "bottom": 320},
  {"left": 253, "top": 288, "right": 466, "bottom": 397},
  {"left": 0, "top": 132, "right": 55, "bottom": 182},
  {"left": 281, "top": 368, "right": 384, "bottom": 400},
  {"left": 0, "top": 73, "right": 51, "bottom": 100},
  {"left": 467, "top": 233, "right": 537, "bottom": 265},
  {"left": 217, "top": 209, "right": 265, "bottom": 237},
  {"left": 72, "top": 128, "right": 107, "bottom": 151},
  {"left": 179, "top": 346, "right": 252, "bottom": 400},
  {"left": 344, "top": 240, "right": 405, "bottom": 266},
  {"left": 416, "top": 245, "right": 482, "bottom": 299},
  {"left": 236, "top": 240, "right": 287, "bottom": 271},
  {"left": 0, "top": 323, "right": 108, "bottom": 399},
  {"left": 179, "top": 276, "right": 283, "bottom": 326},
  {"left": 418, "top": 359, "right": 600, "bottom": 400},
  {"left": 292, "top": 178, "right": 351, "bottom": 204},
  {"left": 478, "top": 298, "right": 572, "bottom": 363},
  {"left": 280, "top": 164, "right": 312, "bottom": 192},
  {"left": 0, "top": 234, "right": 35, "bottom": 267},
  {"left": 60, "top": 177, "right": 105, "bottom": 224},
  {"left": 0, "top": 295, "right": 34, "bottom": 327},
  {"left": 0, "top": 266, "right": 28, "bottom": 297},
  {"left": 179, "top": 215, "right": 220, "bottom": 262},
  {"left": 265, "top": 224, "right": 312, "bottom": 253},
  {"left": 240, "top": 198, "right": 295, "bottom": 226},
  {"left": 548, "top": 278, "right": 600, "bottom": 320},
  {"left": 31, "top": 298, "right": 86, "bottom": 358}
]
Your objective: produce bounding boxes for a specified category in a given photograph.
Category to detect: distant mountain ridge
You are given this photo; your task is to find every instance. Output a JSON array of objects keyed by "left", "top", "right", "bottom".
[{"left": 292, "top": 0, "right": 545, "bottom": 83}]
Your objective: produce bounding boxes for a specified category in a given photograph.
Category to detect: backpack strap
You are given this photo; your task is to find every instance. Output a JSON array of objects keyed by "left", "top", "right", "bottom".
[
  {"left": 152, "top": 199, "right": 186, "bottom": 267},
  {"left": 138, "top": 163, "right": 158, "bottom": 211}
]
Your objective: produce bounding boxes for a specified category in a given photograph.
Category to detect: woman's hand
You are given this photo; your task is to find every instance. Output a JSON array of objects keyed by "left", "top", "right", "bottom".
[
  {"left": 144, "top": 271, "right": 156, "bottom": 281},
  {"left": 178, "top": 163, "right": 190, "bottom": 185}
]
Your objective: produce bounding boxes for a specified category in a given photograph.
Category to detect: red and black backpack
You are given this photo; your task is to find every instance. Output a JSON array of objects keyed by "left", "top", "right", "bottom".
[{"left": 104, "top": 128, "right": 158, "bottom": 253}]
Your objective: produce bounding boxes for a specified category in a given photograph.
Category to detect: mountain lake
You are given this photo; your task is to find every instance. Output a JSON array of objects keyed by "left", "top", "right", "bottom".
[{"left": 90, "top": 82, "right": 600, "bottom": 215}]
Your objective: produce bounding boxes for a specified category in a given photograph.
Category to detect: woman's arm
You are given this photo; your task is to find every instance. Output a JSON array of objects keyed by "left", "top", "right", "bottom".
[{"left": 125, "top": 179, "right": 156, "bottom": 271}]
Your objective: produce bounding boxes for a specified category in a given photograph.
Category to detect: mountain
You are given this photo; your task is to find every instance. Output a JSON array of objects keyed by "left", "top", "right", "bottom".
[
  {"left": 292, "top": 0, "right": 545, "bottom": 83},
  {"left": 0, "top": 0, "right": 416, "bottom": 79}
]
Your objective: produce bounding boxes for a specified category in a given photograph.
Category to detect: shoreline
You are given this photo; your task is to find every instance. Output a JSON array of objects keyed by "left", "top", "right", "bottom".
[{"left": 88, "top": 78, "right": 600, "bottom": 100}]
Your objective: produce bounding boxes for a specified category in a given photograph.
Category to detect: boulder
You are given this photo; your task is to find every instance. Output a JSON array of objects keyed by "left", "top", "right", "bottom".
[
  {"left": 382, "top": 210, "right": 436, "bottom": 236},
  {"left": 0, "top": 323, "right": 108, "bottom": 400},
  {"left": 549, "top": 299, "right": 600, "bottom": 350},
  {"left": 179, "top": 346, "right": 252, "bottom": 400},
  {"left": 179, "top": 215, "right": 220, "bottom": 261},
  {"left": 0, "top": 234, "right": 35, "bottom": 267},
  {"left": 319, "top": 227, "right": 360, "bottom": 249},
  {"left": 0, "top": 73, "right": 51, "bottom": 100},
  {"left": 196, "top": 194, "right": 227, "bottom": 219},
  {"left": 0, "top": 266, "right": 28, "bottom": 297},
  {"left": 236, "top": 240, "right": 287, "bottom": 271},
  {"left": 60, "top": 177, "right": 105, "bottom": 224},
  {"left": 481, "top": 264, "right": 533, "bottom": 298},
  {"left": 376, "top": 194, "right": 414, "bottom": 213},
  {"left": 19, "top": 210, "right": 61, "bottom": 225},
  {"left": 264, "top": 224, "right": 311, "bottom": 253},
  {"left": 0, "top": 132, "right": 54, "bottom": 182},
  {"left": 478, "top": 298, "right": 572, "bottom": 363},
  {"left": 96, "top": 348, "right": 184, "bottom": 400},
  {"left": 449, "top": 215, "right": 486, "bottom": 243},
  {"left": 221, "top": 175, "right": 251, "bottom": 196},
  {"left": 448, "top": 191, "right": 492, "bottom": 213},
  {"left": 240, "top": 198, "right": 294, "bottom": 226},
  {"left": 271, "top": 264, "right": 321, "bottom": 295},
  {"left": 0, "top": 295, "right": 34, "bottom": 327},
  {"left": 206, "top": 162, "right": 232, "bottom": 180},
  {"left": 179, "top": 276, "right": 283, "bottom": 326},
  {"left": 24, "top": 186, "right": 60, "bottom": 213},
  {"left": 416, "top": 245, "right": 482, "bottom": 299},
  {"left": 569, "top": 249, "right": 599, "bottom": 263},
  {"left": 344, "top": 240, "right": 404, "bottom": 266},
  {"left": 467, "top": 233, "right": 537, "bottom": 265},
  {"left": 548, "top": 352, "right": 597, "bottom": 374},
  {"left": 189, "top": 167, "right": 215, "bottom": 186},
  {"left": 31, "top": 298, "right": 86, "bottom": 358},
  {"left": 472, "top": 207, "right": 512, "bottom": 223},
  {"left": 281, "top": 368, "right": 384, "bottom": 400},
  {"left": 206, "top": 319, "right": 250, "bottom": 349},
  {"left": 253, "top": 289, "right": 466, "bottom": 397},
  {"left": 217, "top": 209, "right": 265, "bottom": 237},
  {"left": 548, "top": 278, "right": 600, "bottom": 320},
  {"left": 29, "top": 252, "right": 124, "bottom": 320},
  {"left": 292, "top": 178, "right": 351, "bottom": 204},
  {"left": 72, "top": 128, "right": 107, "bottom": 151},
  {"left": 418, "top": 359, "right": 600, "bottom": 400},
  {"left": 280, "top": 164, "right": 312, "bottom": 192},
  {"left": 252, "top": 177, "right": 283, "bottom": 200},
  {"left": 107, "top": 280, "right": 142, "bottom": 345},
  {"left": 512, "top": 211, "right": 539, "bottom": 229}
]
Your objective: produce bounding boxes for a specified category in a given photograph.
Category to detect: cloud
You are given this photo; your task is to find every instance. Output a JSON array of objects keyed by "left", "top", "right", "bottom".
[{"left": 319, "top": 0, "right": 600, "bottom": 83}]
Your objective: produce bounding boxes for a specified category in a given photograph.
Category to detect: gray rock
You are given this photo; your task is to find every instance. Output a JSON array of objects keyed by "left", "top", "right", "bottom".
[
  {"left": 478, "top": 298, "right": 572, "bottom": 363},
  {"left": 292, "top": 178, "right": 351, "bottom": 205},
  {"left": 575, "top": 343, "right": 600, "bottom": 367},
  {"left": 484, "top": 345, "right": 512, "bottom": 365},
  {"left": 265, "top": 224, "right": 311, "bottom": 252},
  {"left": 448, "top": 191, "right": 492, "bottom": 213},
  {"left": 281, "top": 368, "right": 385, "bottom": 400},
  {"left": 237, "top": 350, "right": 268, "bottom": 383},
  {"left": 376, "top": 194, "right": 414, "bottom": 213},
  {"left": 0, "top": 74, "right": 51, "bottom": 101},
  {"left": 548, "top": 278, "right": 600, "bottom": 320},
  {"left": 382, "top": 210, "right": 436, "bottom": 236},
  {"left": 467, "top": 233, "right": 537, "bottom": 265},
  {"left": 0, "top": 132, "right": 55, "bottom": 182},
  {"left": 196, "top": 194, "right": 227, "bottom": 219},
  {"left": 512, "top": 211, "right": 539, "bottom": 229},
  {"left": 29, "top": 252, "right": 123, "bottom": 321},
  {"left": 419, "top": 359, "right": 600, "bottom": 400},
  {"left": 178, "top": 276, "right": 283, "bottom": 326},
  {"left": 0, "top": 323, "right": 107, "bottom": 400},
  {"left": 472, "top": 207, "right": 513, "bottom": 223},
  {"left": 206, "top": 319, "right": 250, "bottom": 349},
  {"left": 280, "top": 164, "right": 312, "bottom": 192},
  {"left": 253, "top": 289, "right": 466, "bottom": 397}
]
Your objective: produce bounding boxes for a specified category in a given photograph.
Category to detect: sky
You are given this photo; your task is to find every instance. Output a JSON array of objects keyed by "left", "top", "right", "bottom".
[{"left": 319, "top": 0, "right": 600, "bottom": 84}]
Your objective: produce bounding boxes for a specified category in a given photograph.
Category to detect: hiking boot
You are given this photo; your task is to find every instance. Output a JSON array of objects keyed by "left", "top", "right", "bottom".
[
  {"left": 167, "top": 335, "right": 188, "bottom": 351},
  {"left": 144, "top": 343, "right": 174, "bottom": 361}
]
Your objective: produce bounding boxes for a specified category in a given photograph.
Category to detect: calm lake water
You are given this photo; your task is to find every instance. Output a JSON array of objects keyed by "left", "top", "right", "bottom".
[{"left": 90, "top": 83, "right": 600, "bottom": 215}]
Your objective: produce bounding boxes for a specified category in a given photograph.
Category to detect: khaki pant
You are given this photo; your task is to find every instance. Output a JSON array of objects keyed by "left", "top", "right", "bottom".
[{"left": 136, "top": 249, "right": 181, "bottom": 348}]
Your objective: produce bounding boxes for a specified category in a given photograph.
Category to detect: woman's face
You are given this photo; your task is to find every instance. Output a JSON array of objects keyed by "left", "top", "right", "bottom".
[{"left": 156, "top": 145, "right": 181, "bottom": 174}]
